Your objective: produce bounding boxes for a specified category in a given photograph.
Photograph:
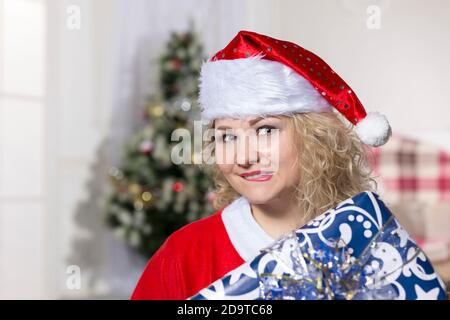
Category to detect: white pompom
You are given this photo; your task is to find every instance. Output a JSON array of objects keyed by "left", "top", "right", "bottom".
[{"left": 354, "top": 111, "right": 392, "bottom": 147}]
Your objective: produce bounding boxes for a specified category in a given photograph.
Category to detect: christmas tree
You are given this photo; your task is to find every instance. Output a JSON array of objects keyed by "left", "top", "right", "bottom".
[{"left": 104, "top": 24, "right": 215, "bottom": 258}]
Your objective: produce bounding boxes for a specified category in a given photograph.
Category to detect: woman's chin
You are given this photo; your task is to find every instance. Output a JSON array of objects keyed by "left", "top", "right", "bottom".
[
  {"left": 230, "top": 176, "right": 283, "bottom": 204},
  {"left": 239, "top": 189, "right": 279, "bottom": 205}
]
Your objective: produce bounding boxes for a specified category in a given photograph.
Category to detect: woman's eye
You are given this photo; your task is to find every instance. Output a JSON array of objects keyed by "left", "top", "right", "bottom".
[
  {"left": 222, "top": 133, "right": 236, "bottom": 142},
  {"left": 257, "top": 125, "right": 275, "bottom": 136}
]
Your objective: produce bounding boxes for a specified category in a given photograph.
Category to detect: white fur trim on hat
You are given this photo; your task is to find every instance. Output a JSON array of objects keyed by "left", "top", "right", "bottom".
[
  {"left": 354, "top": 111, "right": 392, "bottom": 147},
  {"left": 198, "top": 52, "right": 332, "bottom": 123}
]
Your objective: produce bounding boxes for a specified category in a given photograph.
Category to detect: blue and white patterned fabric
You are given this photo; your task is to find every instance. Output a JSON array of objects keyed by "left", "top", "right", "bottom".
[{"left": 188, "top": 191, "right": 447, "bottom": 300}]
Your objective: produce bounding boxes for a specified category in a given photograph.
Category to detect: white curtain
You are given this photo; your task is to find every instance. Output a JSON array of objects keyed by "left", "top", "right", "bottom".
[{"left": 98, "top": 0, "right": 247, "bottom": 298}]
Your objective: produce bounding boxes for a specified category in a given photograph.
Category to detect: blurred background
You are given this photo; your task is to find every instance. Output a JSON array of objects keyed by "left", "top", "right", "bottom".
[{"left": 0, "top": 0, "right": 449, "bottom": 299}]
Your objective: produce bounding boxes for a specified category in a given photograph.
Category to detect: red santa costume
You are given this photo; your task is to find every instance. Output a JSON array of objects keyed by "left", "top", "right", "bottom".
[
  {"left": 130, "top": 30, "right": 391, "bottom": 300},
  {"left": 131, "top": 196, "right": 275, "bottom": 299}
]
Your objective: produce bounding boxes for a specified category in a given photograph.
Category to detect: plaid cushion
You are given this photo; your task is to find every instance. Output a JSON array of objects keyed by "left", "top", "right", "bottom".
[
  {"left": 368, "top": 133, "right": 450, "bottom": 265},
  {"left": 369, "top": 133, "right": 450, "bottom": 203}
]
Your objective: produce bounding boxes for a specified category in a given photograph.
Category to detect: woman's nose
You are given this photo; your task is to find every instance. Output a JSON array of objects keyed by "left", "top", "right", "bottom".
[{"left": 236, "top": 135, "right": 259, "bottom": 166}]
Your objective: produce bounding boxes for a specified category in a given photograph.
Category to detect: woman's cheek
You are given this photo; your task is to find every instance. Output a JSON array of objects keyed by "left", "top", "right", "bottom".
[
  {"left": 264, "top": 131, "right": 285, "bottom": 170},
  {"left": 216, "top": 163, "right": 234, "bottom": 174},
  {"left": 215, "top": 143, "right": 236, "bottom": 166},
  {"left": 277, "top": 133, "right": 299, "bottom": 179}
]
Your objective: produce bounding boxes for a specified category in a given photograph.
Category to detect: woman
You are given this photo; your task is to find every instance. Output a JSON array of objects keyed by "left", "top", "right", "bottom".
[{"left": 131, "top": 30, "right": 392, "bottom": 300}]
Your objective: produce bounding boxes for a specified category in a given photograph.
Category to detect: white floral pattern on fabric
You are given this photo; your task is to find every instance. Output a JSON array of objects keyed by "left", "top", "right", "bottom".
[{"left": 190, "top": 191, "right": 447, "bottom": 300}]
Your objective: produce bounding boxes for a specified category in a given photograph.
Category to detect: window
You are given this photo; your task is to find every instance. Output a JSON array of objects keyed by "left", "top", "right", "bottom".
[{"left": 0, "top": 0, "right": 47, "bottom": 298}]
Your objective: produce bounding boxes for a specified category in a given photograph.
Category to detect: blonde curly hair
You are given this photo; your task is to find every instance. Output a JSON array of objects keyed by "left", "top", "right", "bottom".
[{"left": 201, "top": 110, "right": 379, "bottom": 227}]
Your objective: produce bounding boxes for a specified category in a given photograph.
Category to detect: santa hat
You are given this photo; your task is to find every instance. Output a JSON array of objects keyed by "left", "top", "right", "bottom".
[{"left": 198, "top": 30, "right": 392, "bottom": 147}]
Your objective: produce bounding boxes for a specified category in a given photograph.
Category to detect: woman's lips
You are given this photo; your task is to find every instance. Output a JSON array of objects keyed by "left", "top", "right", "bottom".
[
  {"left": 243, "top": 174, "right": 273, "bottom": 182},
  {"left": 239, "top": 170, "right": 274, "bottom": 182}
]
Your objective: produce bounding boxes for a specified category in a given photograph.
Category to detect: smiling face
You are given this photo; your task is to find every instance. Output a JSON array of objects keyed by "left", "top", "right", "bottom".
[{"left": 213, "top": 115, "right": 300, "bottom": 205}]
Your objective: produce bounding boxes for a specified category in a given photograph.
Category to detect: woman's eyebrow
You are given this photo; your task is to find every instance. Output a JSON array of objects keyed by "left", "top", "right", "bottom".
[
  {"left": 249, "top": 116, "right": 281, "bottom": 126},
  {"left": 215, "top": 125, "right": 232, "bottom": 130},
  {"left": 216, "top": 116, "right": 281, "bottom": 130}
]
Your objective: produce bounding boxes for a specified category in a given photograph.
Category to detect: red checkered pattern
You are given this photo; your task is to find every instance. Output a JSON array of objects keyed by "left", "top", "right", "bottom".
[{"left": 369, "top": 133, "right": 450, "bottom": 203}]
